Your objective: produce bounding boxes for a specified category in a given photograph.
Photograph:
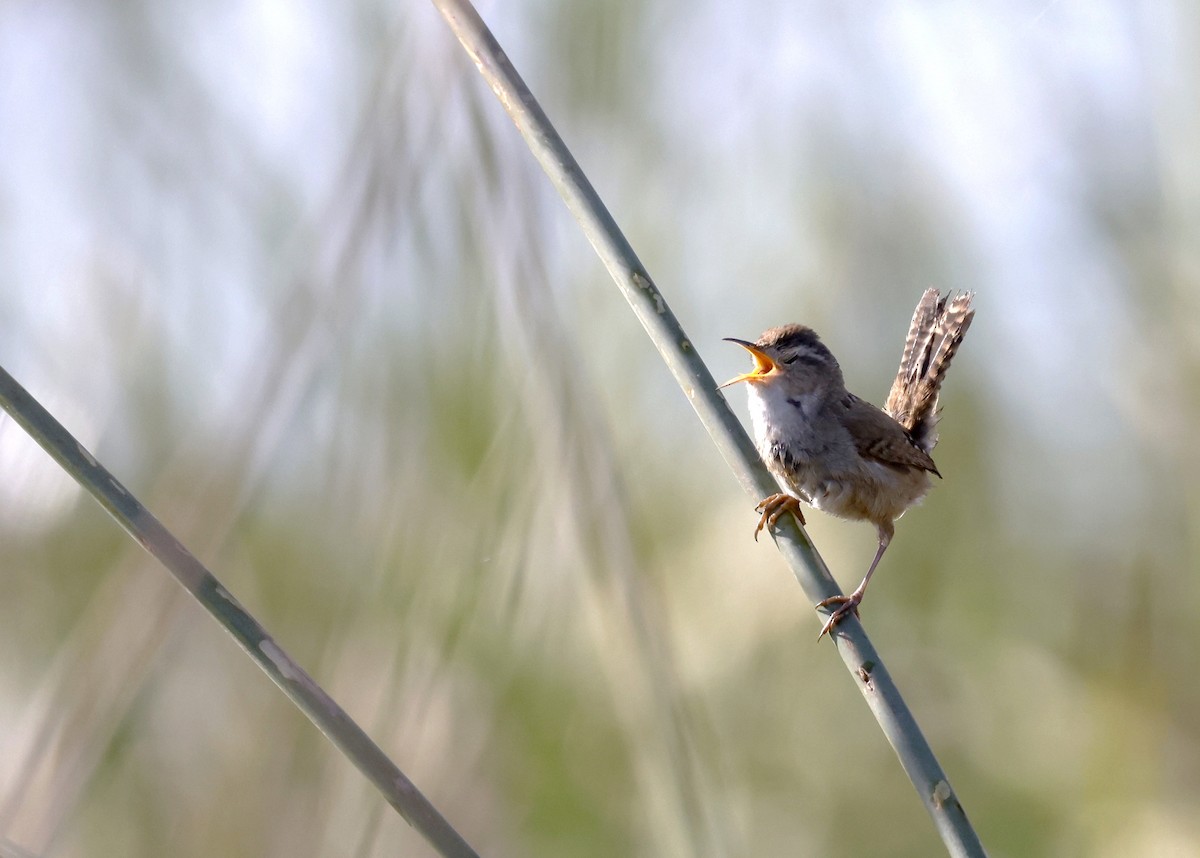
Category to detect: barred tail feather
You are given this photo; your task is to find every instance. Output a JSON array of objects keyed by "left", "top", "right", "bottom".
[
  {"left": 894, "top": 289, "right": 940, "bottom": 390},
  {"left": 884, "top": 290, "right": 975, "bottom": 453}
]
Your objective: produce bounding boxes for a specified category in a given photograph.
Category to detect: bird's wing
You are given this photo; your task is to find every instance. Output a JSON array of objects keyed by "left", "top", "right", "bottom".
[{"left": 840, "top": 394, "right": 941, "bottom": 476}]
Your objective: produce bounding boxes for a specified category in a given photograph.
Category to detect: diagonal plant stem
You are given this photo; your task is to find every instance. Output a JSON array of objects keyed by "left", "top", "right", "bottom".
[
  {"left": 0, "top": 368, "right": 480, "bottom": 858},
  {"left": 431, "top": 1, "right": 986, "bottom": 855}
]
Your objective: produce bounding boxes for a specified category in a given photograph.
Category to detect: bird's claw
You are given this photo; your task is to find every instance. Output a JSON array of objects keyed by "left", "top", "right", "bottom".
[
  {"left": 753, "top": 493, "right": 806, "bottom": 541},
  {"left": 816, "top": 593, "right": 862, "bottom": 641}
]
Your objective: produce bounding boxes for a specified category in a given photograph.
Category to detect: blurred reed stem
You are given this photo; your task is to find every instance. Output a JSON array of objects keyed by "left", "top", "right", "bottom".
[
  {"left": 431, "top": 1, "right": 986, "bottom": 854},
  {"left": 0, "top": 367, "right": 481, "bottom": 858}
]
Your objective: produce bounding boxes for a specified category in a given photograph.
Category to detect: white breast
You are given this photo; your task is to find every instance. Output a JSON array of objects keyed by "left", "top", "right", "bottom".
[{"left": 743, "top": 384, "right": 931, "bottom": 525}]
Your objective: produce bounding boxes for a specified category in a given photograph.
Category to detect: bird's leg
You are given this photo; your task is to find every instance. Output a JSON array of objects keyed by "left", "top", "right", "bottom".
[
  {"left": 753, "top": 493, "right": 805, "bottom": 541},
  {"left": 817, "top": 521, "right": 894, "bottom": 640}
]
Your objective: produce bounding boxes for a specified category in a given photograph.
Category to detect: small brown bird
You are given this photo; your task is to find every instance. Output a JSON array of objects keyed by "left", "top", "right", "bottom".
[{"left": 722, "top": 290, "right": 975, "bottom": 639}]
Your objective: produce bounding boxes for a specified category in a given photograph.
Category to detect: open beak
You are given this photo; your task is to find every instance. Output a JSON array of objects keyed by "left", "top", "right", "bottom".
[{"left": 719, "top": 338, "right": 777, "bottom": 388}]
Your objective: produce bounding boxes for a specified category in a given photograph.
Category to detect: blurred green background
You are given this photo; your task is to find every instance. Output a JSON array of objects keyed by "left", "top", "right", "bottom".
[{"left": 2, "top": 1, "right": 1198, "bottom": 856}]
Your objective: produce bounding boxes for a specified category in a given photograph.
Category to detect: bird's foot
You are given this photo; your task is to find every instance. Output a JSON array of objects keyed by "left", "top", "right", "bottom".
[
  {"left": 815, "top": 592, "right": 862, "bottom": 641},
  {"left": 753, "top": 493, "right": 805, "bottom": 541}
]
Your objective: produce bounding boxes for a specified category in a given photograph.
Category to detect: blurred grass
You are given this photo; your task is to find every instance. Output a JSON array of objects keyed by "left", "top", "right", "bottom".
[{"left": 3, "top": 0, "right": 1200, "bottom": 856}]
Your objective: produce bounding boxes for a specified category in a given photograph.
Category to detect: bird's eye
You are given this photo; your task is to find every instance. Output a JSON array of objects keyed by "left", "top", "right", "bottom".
[{"left": 780, "top": 355, "right": 798, "bottom": 365}]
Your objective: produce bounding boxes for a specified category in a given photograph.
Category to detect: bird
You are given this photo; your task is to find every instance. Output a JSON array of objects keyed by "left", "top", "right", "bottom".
[{"left": 721, "top": 289, "right": 975, "bottom": 639}]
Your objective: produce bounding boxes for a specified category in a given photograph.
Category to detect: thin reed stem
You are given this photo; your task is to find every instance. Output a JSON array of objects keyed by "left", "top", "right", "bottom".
[
  {"left": 431, "top": 2, "right": 986, "bottom": 854},
  {"left": 0, "top": 368, "right": 481, "bottom": 858}
]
